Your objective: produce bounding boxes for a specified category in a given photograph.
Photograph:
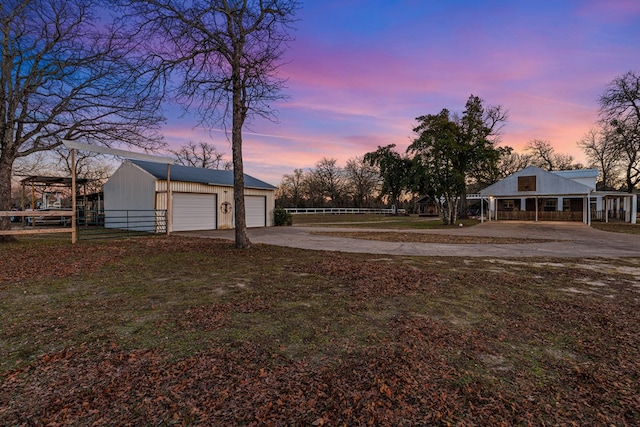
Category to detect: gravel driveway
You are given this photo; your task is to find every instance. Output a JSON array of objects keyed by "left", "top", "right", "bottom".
[{"left": 177, "top": 221, "right": 640, "bottom": 258}]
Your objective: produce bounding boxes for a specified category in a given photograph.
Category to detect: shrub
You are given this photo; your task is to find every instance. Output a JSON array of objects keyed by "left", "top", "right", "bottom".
[{"left": 273, "top": 207, "right": 292, "bottom": 226}]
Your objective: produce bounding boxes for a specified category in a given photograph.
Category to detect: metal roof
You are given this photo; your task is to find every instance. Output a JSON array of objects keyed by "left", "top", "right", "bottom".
[
  {"left": 552, "top": 169, "right": 599, "bottom": 179},
  {"left": 480, "top": 166, "right": 593, "bottom": 197},
  {"left": 130, "top": 160, "right": 276, "bottom": 190}
]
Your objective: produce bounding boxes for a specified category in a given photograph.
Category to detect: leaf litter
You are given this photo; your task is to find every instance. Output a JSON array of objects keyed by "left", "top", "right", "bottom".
[{"left": 1, "top": 236, "right": 639, "bottom": 425}]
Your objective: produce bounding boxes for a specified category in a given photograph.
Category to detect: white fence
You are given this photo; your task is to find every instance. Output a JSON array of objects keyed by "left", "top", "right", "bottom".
[{"left": 283, "top": 208, "right": 393, "bottom": 215}]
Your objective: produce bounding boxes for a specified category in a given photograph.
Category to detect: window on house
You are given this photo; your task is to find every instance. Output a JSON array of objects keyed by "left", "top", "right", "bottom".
[
  {"left": 518, "top": 176, "right": 536, "bottom": 191},
  {"left": 544, "top": 199, "right": 557, "bottom": 212},
  {"left": 503, "top": 200, "right": 514, "bottom": 210},
  {"left": 563, "top": 199, "right": 571, "bottom": 211}
]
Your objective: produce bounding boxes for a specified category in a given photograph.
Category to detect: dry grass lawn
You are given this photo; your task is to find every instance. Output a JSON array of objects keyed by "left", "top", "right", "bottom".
[{"left": 1, "top": 234, "right": 639, "bottom": 425}]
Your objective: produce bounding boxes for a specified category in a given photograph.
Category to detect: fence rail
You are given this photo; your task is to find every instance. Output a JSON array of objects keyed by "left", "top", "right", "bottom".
[
  {"left": 0, "top": 209, "right": 166, "bottom": 241},
  {"left": 78, "top": 209, "right": 167, "bottom": 240},
  {"left": 283, "top": 207, "right": 394, "bottom": 215},
  {"left": 0, "top": 210, "right": 75, "bottom": 237}
]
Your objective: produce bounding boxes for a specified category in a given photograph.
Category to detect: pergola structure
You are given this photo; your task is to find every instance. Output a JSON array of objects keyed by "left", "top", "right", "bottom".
[{"left": 19, "top": 175, "right": 91, "bottom": 210}]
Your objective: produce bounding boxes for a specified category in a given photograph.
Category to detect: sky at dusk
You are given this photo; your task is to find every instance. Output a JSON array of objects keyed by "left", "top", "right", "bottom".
[{"left": 161, "top": 0, "right": 640, "bottom": 184}]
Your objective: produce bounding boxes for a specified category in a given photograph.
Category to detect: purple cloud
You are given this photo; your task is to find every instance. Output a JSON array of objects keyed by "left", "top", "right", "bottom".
[{"left": 159, "top": 0, "right": 640, "bottom": 183}]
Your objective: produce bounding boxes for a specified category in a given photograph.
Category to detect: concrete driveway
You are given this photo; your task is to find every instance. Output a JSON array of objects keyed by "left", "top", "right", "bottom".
[{"left": 176, "top": 221, "right": 640, "bottom": 258}]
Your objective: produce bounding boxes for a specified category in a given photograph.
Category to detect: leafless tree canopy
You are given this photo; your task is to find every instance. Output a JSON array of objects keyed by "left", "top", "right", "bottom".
[
  {"left": 276, "top": 168, "right": 304, "bottom": 206},
  {"left": 578, "top": 127, "right": 622, "bottom": 190},
  {"left": 598, "top": 70, "right": 640, "bottom": 192},
  {"left": 525, "top": 140, "right": 581, "bottom": 171},
  {"left": 309, "top": 158, "right": 345, "bottom": 207},
  {"left": 170, "top": 141, "right": 230, "bottom": 169},
  {"left": 344, "top": 156, "right": 379, "bottom": 208},
  {"left": 120, "top": 0, "right": 298, "bottom": 128},
  {"left": 120, "top": 0, "right": 300, "bottom": 248},
  {"left": 0, "top": 0, "right": 164, "bottom": 155},
  {"left": 276, "top": 158, "right": 382, "bottom": 209},
  {"left": 0, "top": 0, "right": 165, "bottom": 234}
]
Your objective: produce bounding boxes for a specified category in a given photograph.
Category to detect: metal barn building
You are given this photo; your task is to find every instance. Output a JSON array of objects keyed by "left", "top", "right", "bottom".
[{"left": 104, "top": 160, "right": 276, "bottom": 232}]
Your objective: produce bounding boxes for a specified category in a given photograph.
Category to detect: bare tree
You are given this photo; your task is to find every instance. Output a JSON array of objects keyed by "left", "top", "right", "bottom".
[
  {"left": 122, "top": 0, "right": 299, "bottom": 248},
  {"left": 599, "top": 70, "right": 640, "bottom": 193},
  {"left": 276, "top": 168, "right": 305, "bottom": 207},
  {"left": 344, "top": 156, "right": 379, "bottom": 208},
  {"left": 496, "top": 150, "right": 533, "bottom": 177},
  {"left": 0, "top": 0, "right": 164, "bottom": 238},
  {"left": 525, "top": 140, "right": 580, "bottom": 171},
  {"left": 310, "top": 158, "right": 345, "bottom": 207},
  {"left": 12, "top": 152, "right": 51, "bottom": 177},
  {"left": 170, "top": 141, "right": 229, "bottom": 169},
  {"left": 578, "top": 127, "right": 622, "bottom": 190},
  {"left": 302, "top": 169, "right": 324, "bottom": 207},
  {"left": 54, "top": 148, "right": 115, "bottom": 195}
]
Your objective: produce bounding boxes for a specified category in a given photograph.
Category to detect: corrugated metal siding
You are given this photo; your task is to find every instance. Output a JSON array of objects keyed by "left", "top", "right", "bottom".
[{"left": 104, "top": 162, "right": 156, "bottom": 211}]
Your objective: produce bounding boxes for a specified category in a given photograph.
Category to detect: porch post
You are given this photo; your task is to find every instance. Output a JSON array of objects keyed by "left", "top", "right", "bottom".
[
  {"left": 624, "top": 197, "right": 629, "bottom": 222},
  {"left": 166, "top": 163, "right": 172, "bottom": 235},
  {"left": 632, "top": 194, "right": 637, "bottom": 224},
  {"left": 596, "top": 195, "right": 603, "bottom": 221},
  {"left": 71, "top": 148, "right": 77, "bottom": 244},
  {"left": 491, "top": 197, "right": 495, "bottom": 221},
  {"left": 488, "top": 197, "right": 494, "bottom": 222},
  {"left": 535, "top": 197, "right": 538, "bottom": 221},
  {"left": 584, "top": 194, "right": 590, "bottom": 225},
  {"left": 617, "top": 197, "right": 622, "bottom": 219}
]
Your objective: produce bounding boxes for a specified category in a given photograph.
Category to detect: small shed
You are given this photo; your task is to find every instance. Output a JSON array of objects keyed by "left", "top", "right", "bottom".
[
  {"left": 104, "top": 160, "right": 276, "bottom": 232},
  {"left": 479, "top": 166, "right": 637, "bottom": 224}
]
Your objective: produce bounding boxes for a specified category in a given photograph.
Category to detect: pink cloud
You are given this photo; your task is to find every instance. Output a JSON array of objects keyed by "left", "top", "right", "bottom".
[{"left": 153, "top": 1, "right": 640, "bottom": 186}]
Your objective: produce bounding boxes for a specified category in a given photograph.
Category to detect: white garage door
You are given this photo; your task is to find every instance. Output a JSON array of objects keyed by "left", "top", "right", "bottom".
[
  {"left": 245, "top": 196, "right": 266, "bottom": 228},
  {"left": 172, "top": 193, "right": 217, "bottom": 231}
]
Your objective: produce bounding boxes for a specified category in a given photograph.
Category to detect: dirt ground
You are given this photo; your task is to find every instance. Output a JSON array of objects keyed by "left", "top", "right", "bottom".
[{"left": 177, "top": 221, "right": 640, "bottom": 258}]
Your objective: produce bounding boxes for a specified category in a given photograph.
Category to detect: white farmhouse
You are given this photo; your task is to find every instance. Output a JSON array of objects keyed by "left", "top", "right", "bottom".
[{"left": 479, "top": 166, "right": 637, "bottom": 224}]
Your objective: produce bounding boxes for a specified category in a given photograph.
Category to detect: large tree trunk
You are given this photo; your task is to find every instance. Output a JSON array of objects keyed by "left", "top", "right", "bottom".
[
  {"left": 232, "top": 76, "right": 251, "bottom": 249},
  {"left": 232, "top": 130, "right": 251, "bottom": 249},
  {"left": 0, "top": 153, "right": 16, "bottom": 242},
  {"left": 459, "top": 189, "right": 468, "bottom": 219}
]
